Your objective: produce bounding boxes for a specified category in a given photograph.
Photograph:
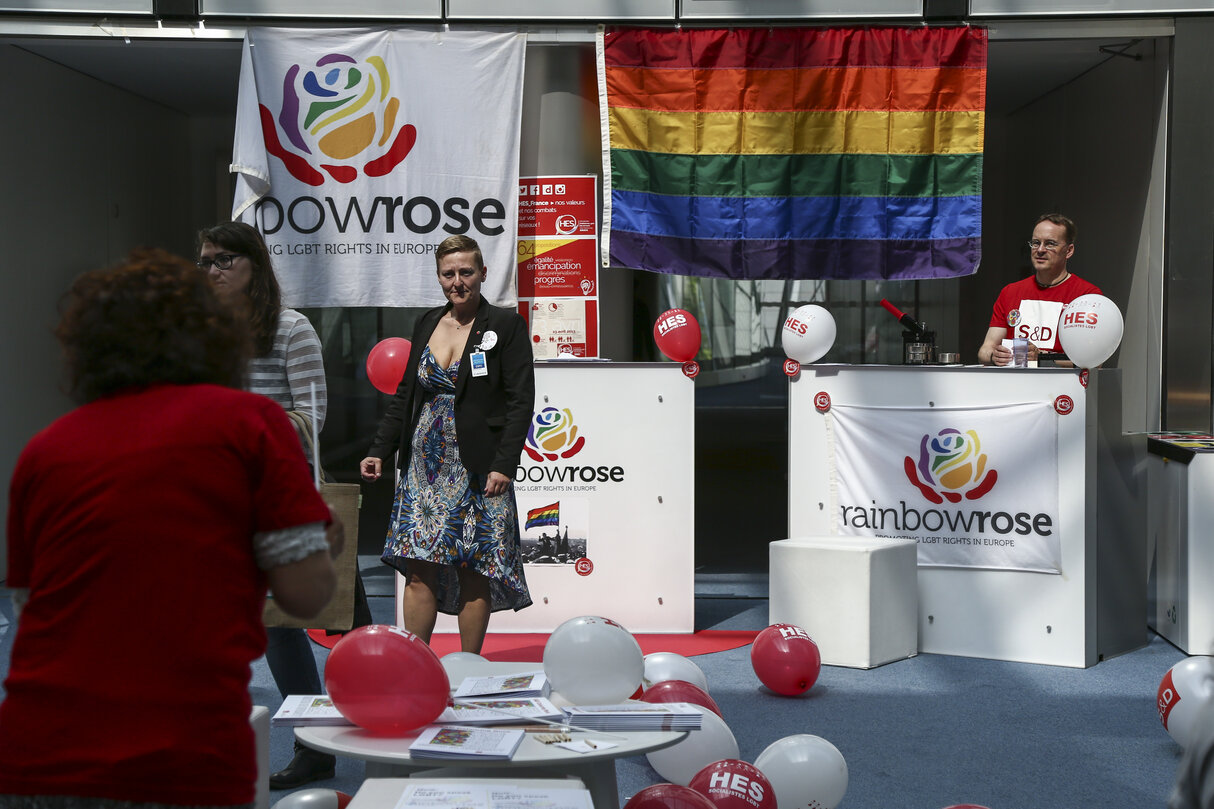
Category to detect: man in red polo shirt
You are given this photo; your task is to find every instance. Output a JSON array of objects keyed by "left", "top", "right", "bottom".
[{"left": 978, "top": 213, "right": 1102, "bottom": 366}]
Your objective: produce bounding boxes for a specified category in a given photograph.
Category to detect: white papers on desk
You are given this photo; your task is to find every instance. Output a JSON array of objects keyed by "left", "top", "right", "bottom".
[
  {"left": 271, "top": 695, "right": 351, "bottom": 727},
  {"left": 561, "top": 702, "right": 703, "bottom": 731},
  {"left": 452, "top": 670, "right": 549, "bottom": 699},
  {"left": 437, "top": 697, "right": 563, "bottom": 726},
  {"left": 392, "top": 781, "right": 594, "bottom": 809},
  {"left": 408, "top": 725, "right": 526, "bottom": 760}
]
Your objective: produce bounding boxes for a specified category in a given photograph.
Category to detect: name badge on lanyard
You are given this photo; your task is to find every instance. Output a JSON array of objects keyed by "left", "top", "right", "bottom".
[{"left": 469, "top": 351, "right": 488, "bottom": 377}]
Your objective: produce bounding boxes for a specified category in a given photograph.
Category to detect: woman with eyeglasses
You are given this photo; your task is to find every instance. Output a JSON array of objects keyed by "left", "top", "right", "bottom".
[{"left": 197, "top": 222, "right": 359, "bottom": 789}]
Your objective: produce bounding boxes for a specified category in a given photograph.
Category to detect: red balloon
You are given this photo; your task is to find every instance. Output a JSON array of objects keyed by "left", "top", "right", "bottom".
[
  {"left": 750, "top": 623, "right": 822, "bottom": 696},
  {"left": 689, "top": 759, "right": 776, "bottom": 809},
  {"left": 324, "top": 625, "right": 449, "bottom": 734},
  {"left": 366, "top": 337, "right": 412, "bottom": 394},
  {"left": 624, "top": 784, "right": 718, "bottom": 809},
  {"left": 642, "top": 679, "right": 723, "bottom": 718},
  {"left": 653, "top": 308, "right": 701, "bottom": 363}
]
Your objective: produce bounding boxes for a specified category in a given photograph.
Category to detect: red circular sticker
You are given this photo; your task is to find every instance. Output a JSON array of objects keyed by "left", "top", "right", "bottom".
[
  {"left": 814, "top": 391, "right": 831, "bottom": 412},
  {"left": 681, "top": 361, "right": 700, "bottom": 379},
  {"left": 783, "top": 359, "right": 801, "bottom": 377},
  {"left": 1079, "top": 369, "right": 1089, "bottom": 388},
  {"left": 574, "top": 557, "right": 594, "bottom": 576},
  {"left": 1055, "top": 395, "right": 1074, "bottom": 415}
]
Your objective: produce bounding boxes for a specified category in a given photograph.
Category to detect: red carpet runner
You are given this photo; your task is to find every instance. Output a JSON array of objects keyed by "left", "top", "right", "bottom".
[{"left": 308, "top": 629, "right": 757, "bottom": 660}]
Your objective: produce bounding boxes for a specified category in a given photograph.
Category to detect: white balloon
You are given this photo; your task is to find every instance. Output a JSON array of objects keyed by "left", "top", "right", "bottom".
[
  {"left": 781, "top": 304, "right": 836, "bottom": 364},
  {"left": 1058, "top": 294, "right": 1123, "bottom": 369},
  {"left": 645, "top": 704, "right": 739, "bottom": 786},
  {"left": 755, "top": 734, "right": 849, "bottom": 809},
  {"left": 1159, "top": 656, "right": 1214, "bottom": 748},
  {"left": 272, "top": 788, "right": 349, "bottom": 809},
  {"left": 440, "top": 651, "right": 488, "bottom": 687},
  {"left": 643, "top": 652, "right": 709, "bottom": 692},
  {"left": 543, "top": 615, "right": 643, "bottom": 705}
]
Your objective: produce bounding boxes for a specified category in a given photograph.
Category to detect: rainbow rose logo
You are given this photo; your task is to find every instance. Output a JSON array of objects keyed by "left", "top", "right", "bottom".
[
  {"left": 904, "top": 428, "right": 998, "bottom": 504},
  {"left": 524, "top": 407, "right": 585, "bottom": 462},
  {"left": 260, "top": 53, "right": 416, "bottom": 186}
]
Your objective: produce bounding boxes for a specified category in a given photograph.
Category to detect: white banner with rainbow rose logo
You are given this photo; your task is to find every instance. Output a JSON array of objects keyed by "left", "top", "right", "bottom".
[
  {"left": 827, "top": 402, "right": 1061, "bottom": 572},
  {"left": 231, "top": 27, "right": 525, "bottom": 308}
]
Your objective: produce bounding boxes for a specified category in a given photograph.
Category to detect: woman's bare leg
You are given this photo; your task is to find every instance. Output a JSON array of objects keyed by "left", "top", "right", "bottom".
[
  {"left": 456, "top": 568, "right": 492, "bottom": 654},
  {"left": 401, "top": 560, "right": 440, "bottom": 642}
]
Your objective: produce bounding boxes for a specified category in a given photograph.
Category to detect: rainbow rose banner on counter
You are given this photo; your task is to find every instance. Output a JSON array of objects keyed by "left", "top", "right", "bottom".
[
  {"left": 827, "top": 402, "right": 1060, "bottom": 572},
  {"left": 231, "top": 27, "right": 525, "bottom": 307},
  {"left": 597, "top": 26, "right": 986, "bottom": 280}
]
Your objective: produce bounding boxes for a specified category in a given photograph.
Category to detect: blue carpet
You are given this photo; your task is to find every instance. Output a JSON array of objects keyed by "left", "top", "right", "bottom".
[{"left": 0, "top": 577, "right": 1189, "bottom": 809}]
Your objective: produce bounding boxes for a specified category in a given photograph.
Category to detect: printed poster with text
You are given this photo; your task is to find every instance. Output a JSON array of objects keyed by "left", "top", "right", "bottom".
[{"left": 517, "top": 176, "right": 599, "bottom": 359}]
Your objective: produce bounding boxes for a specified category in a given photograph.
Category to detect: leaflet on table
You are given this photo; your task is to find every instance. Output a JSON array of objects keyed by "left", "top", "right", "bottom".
[
  {"left": 392, "top": 781, "right": 594, "bottom": 809},
  {"left": 271, "top": 695, "right": 351, "bottom": 727},
  {"left": 407, "top": 725, "right": 525, "bottom": 760},
  {"left": 561, "top": 702, "right": 703, "bottom": 730},
  {"left": 452, "top": 670, "right": 549, "bottom": 699},
  {"left": 437, "top": 697, "right": 562, "bottom": 725}
]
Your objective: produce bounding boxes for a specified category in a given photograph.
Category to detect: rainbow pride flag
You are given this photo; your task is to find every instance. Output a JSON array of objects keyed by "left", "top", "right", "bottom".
[
  {"left": 525, "top": 502, "right": 560, "bottom": 530},
  {"left": 597, "top": 26, "right": 986, "bottom": 280}
]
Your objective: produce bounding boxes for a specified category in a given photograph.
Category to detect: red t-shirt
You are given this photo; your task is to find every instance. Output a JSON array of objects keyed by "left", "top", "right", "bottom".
[
  {"left": 989, "top": 273, "right": 1102, "bottom": 352},
  {"left": 1, "top": 383, "right": 329, "bottom": 805}
]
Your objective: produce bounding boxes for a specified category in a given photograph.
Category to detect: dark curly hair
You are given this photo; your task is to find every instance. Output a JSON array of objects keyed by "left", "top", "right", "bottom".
[
  {"left": 196, "top": 221, "right": 281, "bottom": 356},
  {"left": 57, "top": 249, "right": 250, "bottom": 403}
]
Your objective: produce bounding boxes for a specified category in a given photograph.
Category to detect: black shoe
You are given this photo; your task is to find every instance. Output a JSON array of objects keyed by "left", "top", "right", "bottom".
[{"left": 269, "top": 742, "right": 336, "bottom": 790}]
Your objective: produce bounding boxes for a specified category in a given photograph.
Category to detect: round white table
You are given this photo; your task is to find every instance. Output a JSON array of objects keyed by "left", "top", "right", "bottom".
[{"left": 295, "top": 661, "right": 686, "bottom": 809}]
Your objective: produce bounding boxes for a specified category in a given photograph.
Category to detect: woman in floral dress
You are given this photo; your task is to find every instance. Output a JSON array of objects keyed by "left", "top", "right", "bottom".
[{"left": 361, "top": 235, "right": 534, "bottom": 653}]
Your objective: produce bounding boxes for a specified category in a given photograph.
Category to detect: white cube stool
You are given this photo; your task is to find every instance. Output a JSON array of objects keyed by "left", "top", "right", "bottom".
[
  {"left": 769, "top": 536, "right": 918, "bottom": 669},
  {"left": 249, "top": 705, "right": 270, "bottom": 809}
]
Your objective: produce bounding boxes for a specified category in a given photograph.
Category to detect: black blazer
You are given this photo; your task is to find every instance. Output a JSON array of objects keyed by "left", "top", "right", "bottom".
[{"left": 367, "top": 298, "right": 536, "bottom": 479}]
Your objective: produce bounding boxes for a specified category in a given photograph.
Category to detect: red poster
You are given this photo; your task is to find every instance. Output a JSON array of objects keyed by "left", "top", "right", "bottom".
[{"left": 517, "top": 176, "right": 600, "bottom": 359}]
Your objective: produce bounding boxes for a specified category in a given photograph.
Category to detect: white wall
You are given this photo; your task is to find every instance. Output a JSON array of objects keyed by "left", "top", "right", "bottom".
[{"left": 0, "top": 44, "right": 194, "bottom": 581}]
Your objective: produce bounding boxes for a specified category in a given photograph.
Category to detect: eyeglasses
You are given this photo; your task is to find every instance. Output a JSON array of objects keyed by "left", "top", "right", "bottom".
[
  {"left": 196, "top": 253, "right": 243, "bottom": 271},
  {"left": 1027, "top": 240, "right": 1067, "bottom": 252}
]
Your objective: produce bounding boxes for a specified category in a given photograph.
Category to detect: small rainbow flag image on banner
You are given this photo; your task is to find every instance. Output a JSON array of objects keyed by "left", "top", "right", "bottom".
[
  {"left": 525, "top": 502, "right": 560, "bottom": 530},
  {"left": 597, "top": 26, "right": 986, "bottom": 280}
]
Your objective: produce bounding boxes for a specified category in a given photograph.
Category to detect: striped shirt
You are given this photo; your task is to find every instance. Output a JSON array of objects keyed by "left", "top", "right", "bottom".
[{"left": 245, "top": 308, "right": 327, "bottom": 433}]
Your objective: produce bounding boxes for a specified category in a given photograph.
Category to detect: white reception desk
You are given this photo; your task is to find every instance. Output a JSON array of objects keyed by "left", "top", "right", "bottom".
[
  {"left": 416, "top": 362, "right": 696, "bottom": 635},
  {"left": 788, "top": 365, "right": 1145, "bottom": 668}
]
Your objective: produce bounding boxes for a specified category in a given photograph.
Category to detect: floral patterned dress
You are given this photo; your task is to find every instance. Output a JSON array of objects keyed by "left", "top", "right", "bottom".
[{"left": 382, "top": 346, "right": 531, "bottom": 614}]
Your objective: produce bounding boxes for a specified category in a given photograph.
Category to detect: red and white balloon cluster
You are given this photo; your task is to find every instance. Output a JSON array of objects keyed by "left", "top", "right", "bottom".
[{"left": 622, "top": 621, "right": 848, "bottom": 809}]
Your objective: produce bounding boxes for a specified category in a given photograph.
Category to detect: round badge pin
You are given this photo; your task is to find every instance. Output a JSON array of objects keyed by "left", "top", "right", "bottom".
[
  {"left": 814, "top": 391, "right": 831, "bottom": 412},
  {"left": 783, "top": 359, "right": 801, "bottom": 377},
  {"left": 480, "top": 330, "right": 498, "bottom": 350},
  {"left": 1054, "top": 395, "right": 1074, "bottom": 415},
  {"left": 575, "top": 557, "right": 594, "bottom": 576},
  {"left": 1079, "top": 369, "right": 1089, "bottom": 388},
  {"left": 682, "top": 361, "right": 700, "bottom": 378}
]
